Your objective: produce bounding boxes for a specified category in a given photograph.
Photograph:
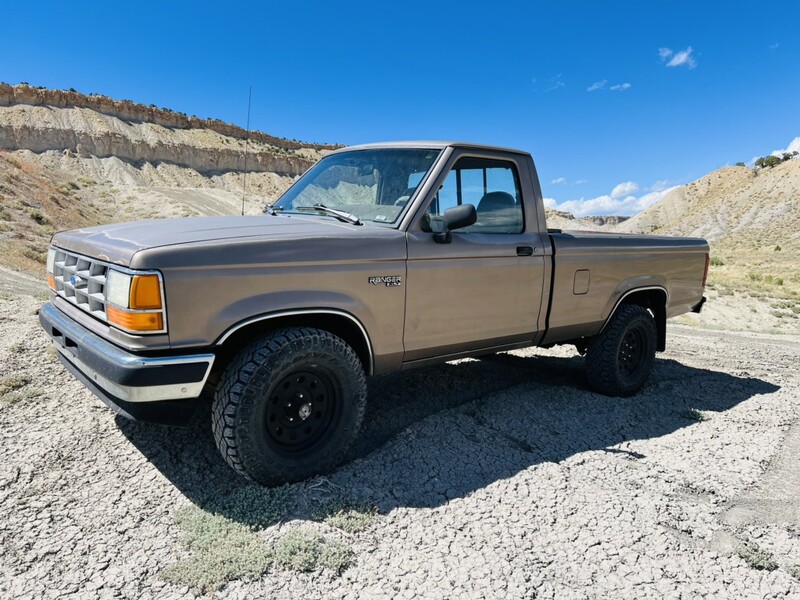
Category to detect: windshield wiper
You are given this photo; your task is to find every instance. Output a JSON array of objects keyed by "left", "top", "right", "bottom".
[
  {"left": 294, "top": 203, "right": 363, "bottom": 225},
  {"left": 265, "top": 204, "right": 284, "bottom": 215}
]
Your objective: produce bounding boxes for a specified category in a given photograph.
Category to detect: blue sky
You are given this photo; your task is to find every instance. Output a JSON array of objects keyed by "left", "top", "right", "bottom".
[{"left": 2, "top": 1, "right": 799, "bottom": 216}]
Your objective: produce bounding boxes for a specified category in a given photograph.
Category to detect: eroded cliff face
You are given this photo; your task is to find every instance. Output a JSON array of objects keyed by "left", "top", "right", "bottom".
[
  {"left": 585, "top": 215, "right": 630, "bottom": 227},
  {"left": 544, "top": 208, "right": 629, "bottom": 230},
  {"left": 0, "top": 84, "right": 334, "bottom": 176}
]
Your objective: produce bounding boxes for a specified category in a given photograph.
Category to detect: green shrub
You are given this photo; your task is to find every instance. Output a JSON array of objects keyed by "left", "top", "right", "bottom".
[
  {"left": 683, "top": 409, "right": 710, "bottom": 422},
  {"left": 28, "top": 209, "right": 48, "bottom": 224},
  {"left": 163, "top": 510, "right": 274, "bottom": 594},
  {"left": 206, "top": 485, "right": 294, "bottom": 530},
  {"left": 737, "top": 543, "right": 777, "bottom": 571},
  {"left": 273, "top": 529, "right": 354, "bottom": 574},
  {"left": 709, "top": 256, "right": 724, "bottom": 266},
  {"left": 755, "top": 151, "right": 798, "bottom": 169},
  {"left": 164, "top": 485, "right": 358, "bottom": 593},
  {"left": 22, "top": 248, "right": 47, "bottom": 263},
  {"left": 755, "top": 155, "right": 782, "bottom": 169},
  {"left": 313, "top": 498, "right": 377, "bottom": 534}
]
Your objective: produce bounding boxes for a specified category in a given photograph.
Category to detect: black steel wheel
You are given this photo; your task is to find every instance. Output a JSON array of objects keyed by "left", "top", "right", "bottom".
[
  {"left": 212, "top": 327, "right": 367, "bottom": 485},
  {"left": 618, "top": 327, "right": 646, "bottom": 378},
  {"left": 585, "top": 304, "right": 657, "bottom": 397},
  {"left": 264, "top": 369, "right": 337, "bottom": 454}
]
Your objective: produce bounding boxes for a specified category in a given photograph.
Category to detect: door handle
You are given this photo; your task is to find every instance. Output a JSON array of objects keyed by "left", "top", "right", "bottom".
[{"left": 516, "top": 246, "right": 534, "bottom": 256}]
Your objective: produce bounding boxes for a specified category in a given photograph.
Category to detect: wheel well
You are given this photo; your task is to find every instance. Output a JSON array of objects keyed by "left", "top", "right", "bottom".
[
  {"left": 618, "top": 289, "right": 667, "bottom": 351},
  {"left": 209, "top": 313, "right": 372, "bottom": 388}
]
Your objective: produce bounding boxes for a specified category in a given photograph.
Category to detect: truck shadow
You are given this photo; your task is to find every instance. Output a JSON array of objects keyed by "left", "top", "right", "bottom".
[{"left": 117, "top": 352, "right": 779, "bottom": 515}]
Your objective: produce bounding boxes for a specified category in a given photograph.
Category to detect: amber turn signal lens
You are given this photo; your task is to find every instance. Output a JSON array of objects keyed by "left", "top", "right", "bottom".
[
  {"left": 130, "top": 274, "right": 162, "bottom": 309},
  {"left": 107, "top": 305, "right": 164, "bottom": 332},
  {"left": 47, "top": 274, "right": 55, "bottom": 290}
]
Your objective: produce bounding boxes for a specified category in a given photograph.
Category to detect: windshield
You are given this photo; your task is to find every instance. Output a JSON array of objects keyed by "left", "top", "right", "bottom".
[{"left": 273, "top": 148, "right": 441, "bottom": 224}]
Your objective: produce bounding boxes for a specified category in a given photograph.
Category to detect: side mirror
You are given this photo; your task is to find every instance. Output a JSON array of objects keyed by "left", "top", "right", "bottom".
[{"left": 433, "top": 204, "right": 477, "bottom": 243}]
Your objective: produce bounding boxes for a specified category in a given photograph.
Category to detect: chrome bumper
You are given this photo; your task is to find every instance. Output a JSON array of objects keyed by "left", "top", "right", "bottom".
[{"left": 39, "top": 303, "right": 214, "bottom": 418}]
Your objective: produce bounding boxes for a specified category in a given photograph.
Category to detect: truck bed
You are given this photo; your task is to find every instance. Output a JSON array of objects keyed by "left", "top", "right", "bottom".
[{"left": 542, "top": 230, "right": 708, "bottom": 345}]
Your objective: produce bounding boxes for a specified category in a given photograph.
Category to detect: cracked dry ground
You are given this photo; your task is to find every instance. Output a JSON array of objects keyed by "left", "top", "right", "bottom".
[{"left": 1, "top": 290, "right": 800, "bottom": 599}]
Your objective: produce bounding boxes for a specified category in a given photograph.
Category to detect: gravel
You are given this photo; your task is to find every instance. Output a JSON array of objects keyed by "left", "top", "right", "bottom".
[{"left": 1, "top": 290, "right": 799, "bottom": 599}]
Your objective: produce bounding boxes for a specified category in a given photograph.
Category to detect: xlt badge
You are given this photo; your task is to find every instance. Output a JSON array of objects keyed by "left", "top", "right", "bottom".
[{"left": 369, "top": 275, "right": 402, "bottom": 287}]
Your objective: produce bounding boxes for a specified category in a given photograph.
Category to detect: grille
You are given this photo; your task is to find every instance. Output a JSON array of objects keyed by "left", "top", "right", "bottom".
[{"left": 51, "top": 248, "right": 110, "bottom": 323}]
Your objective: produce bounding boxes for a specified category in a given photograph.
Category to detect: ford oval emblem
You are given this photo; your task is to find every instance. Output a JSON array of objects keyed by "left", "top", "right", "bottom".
[{"left": 70, "top": 275, "right": 78, "bottom": 286}]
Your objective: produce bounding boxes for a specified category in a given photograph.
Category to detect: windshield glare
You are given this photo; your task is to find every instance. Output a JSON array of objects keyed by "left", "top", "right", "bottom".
[{"left": 273, "top": 148, "right": 441, "bottom": 224}]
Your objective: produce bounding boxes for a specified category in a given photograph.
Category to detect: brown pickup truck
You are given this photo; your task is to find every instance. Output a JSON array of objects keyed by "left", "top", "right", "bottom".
[{"left": 39, "top": 141, "right": 709, "bottom": 484}]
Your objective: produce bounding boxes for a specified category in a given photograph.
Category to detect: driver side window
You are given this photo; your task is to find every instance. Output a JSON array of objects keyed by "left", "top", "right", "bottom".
[{"left": 427, "top": 157, "right": 524, "bottom": 234}]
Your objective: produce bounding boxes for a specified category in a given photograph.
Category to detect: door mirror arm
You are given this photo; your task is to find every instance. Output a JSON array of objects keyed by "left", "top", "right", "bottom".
[{"left": 433, "top": 231, "right": 452, "bottom": 244}]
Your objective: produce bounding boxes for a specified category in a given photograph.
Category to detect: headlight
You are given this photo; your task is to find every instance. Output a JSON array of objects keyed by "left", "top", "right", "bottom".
[
  {"left": 105, "top": 269, "right": 165, "bottom": 333},
  {"left": 46, "top": 248, "right": 56, "bottom": 290},
  {"left": 46, "top": 248, "right": 56, "bottom": 273},
  {"left": 106, "top": 269, "right": 132, "bottom": 307}
]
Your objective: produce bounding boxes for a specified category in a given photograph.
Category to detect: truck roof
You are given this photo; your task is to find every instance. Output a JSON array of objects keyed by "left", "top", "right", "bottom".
[{"left": 332, "top": 141, "right": 531, "bottom": 156}]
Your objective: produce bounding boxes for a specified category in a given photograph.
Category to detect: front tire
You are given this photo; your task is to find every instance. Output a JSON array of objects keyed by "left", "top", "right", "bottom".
[
  {"left": 212, "top": 327, "right": 367, "bottom": 485},
  {"left": 585, "top": 305, "right": 657, "bottom": 397}
]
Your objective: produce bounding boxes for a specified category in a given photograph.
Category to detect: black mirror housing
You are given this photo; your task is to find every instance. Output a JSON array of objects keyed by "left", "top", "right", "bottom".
[
  {"left": 433, "top": 204, "right": 477, "bottom": 243},
  {"left": 444, "top": 203, "right": 477, "bottom": 230}
]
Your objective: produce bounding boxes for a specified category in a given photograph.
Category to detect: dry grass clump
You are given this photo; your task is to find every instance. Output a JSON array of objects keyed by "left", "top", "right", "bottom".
[
  {"left": 0, "top": 374, "right": 31, "bottom": 396},
  {"left": 0, "top": 374, "right": 42, "bottom": 405}
]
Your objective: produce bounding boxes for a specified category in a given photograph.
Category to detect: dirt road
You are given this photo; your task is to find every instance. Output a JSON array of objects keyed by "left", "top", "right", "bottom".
[{"left": 1, "top": 291, "right": 798, "bottom": 599}]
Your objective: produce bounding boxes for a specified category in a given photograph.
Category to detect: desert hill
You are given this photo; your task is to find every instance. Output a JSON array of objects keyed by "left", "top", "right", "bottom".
[
  {"left": 616, "top": 157, "right": 800, "bottom": 330},
  {"left": 616, "top": 159, "right": 800, "bottom": 252},
  {"left": 0, "top": 84, "right": 339, "bottom": 278}
]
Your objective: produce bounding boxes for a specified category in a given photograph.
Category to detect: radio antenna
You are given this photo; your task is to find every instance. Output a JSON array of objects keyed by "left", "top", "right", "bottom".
[{"left": 241, "top": 85, "right": 252, "bottom": 216}]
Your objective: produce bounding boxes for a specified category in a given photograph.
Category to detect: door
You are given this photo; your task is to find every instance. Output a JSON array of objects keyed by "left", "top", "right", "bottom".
[{"left": 403, "top": 152, "right": 547, "bottom": 361}]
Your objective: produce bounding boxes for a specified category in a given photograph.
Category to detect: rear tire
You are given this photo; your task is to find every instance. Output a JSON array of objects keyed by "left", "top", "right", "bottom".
[
  {"left": 585, "top": 304, "right": 657, "bottom": 397},
  {"left": 212, "top": 327, "right": 367, "bottom": 485}
]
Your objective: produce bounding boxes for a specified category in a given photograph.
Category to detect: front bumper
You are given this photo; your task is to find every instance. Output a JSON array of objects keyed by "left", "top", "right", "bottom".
[{"left": 39, "top": 302, "right": 215, "bottom": 424}]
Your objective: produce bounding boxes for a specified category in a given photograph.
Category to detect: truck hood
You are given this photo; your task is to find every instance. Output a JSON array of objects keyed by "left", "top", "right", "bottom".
[{"left": 51, "top": 215, "right": 367, "bottom": 266}]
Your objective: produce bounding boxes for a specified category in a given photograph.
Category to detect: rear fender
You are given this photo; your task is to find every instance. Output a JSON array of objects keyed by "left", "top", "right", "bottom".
[{"left": 600, "top": 283, "right": 669, "bottom": 351}]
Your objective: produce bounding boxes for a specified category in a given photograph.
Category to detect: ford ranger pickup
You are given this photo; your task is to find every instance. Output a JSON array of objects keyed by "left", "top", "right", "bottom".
[{"left": 39, "top": 141, "right": 709, "bottom": 484}]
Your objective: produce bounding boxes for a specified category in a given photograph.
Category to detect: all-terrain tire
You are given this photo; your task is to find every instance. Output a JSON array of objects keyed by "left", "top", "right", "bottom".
[
  {"left": 212, "top": 327, "right": 367, "bottom": 485},
  {"left": 585, "top": 304, "right": 657, "bottom": 397}
]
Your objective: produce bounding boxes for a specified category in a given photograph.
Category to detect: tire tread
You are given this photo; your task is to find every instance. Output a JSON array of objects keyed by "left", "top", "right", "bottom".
[
  {"left": 211, "top": 328, "right": 367, "bottom": 484},
  {"left": 585, "top": 304, "right": 657, "bottom": 397}
]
